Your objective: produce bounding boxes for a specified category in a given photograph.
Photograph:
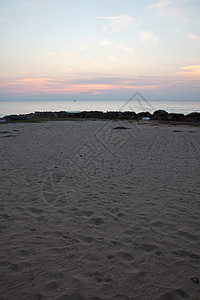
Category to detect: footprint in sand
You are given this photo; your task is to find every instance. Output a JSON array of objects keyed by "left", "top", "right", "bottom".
[
  {"left": 156, "top": 288, "right": 190, "bottom": 300},
  {"left": 151, "top": 221, "right": 165, "bottom": 228},
  {"left": 29, "top": 293, "right": 43, "bottom": 300},
  {"left": 43, "top": 280, "right": 63, "bottom": 294},
  {"left": 117, "top": 212, "right": 126, "bottom": 218},
  {"left": 42, "top": 172, "right": 78, "bottom": 207},
  {"left": 28, "top": 207, "right": 43, "bottom": 215},
  {"left": 171, "top": 250, "right": 200, "bottom": 260},
  {"left": 46, "top": 270, "right": 64, "bottom": 280},
  {"left": 9, "top": 263, "right": 20, "bottom": 273},
  {"left": 117, "top": 251, "right": 134, "bottom": 262},
  {"left": 18, "top": 249, "right": 29, "bottom": 257},
  {"left": 111, "top": 295, "right": 130, "bottom": 300},
  {"left": 189, "top": 253, "right": 200, "bottom": 260},
  {"left": 92, "top": 271, "right": 113, "bottom": 283},
  {"left": 178, "top": 230, "right": 198, "bottom": 242},
  {"left": 106, "top": 254, "right": 115, "bottom": 261},
  {"left": 79, "top": 236, "right": 95, "bottom": 244},
  {"left": 46, "top": 247, "right": 66, "bottom": 255},
  {"left": 75, "top": 210, "right": 94, "bottom": 217},
  {"left": 171, "top": 249, "right": 189, "bottom": 257},
  {"left": 57, "top": 293, "right": 85, "bottom": 300},
  {"left": 88, "top": 298, "right": 104, "bottom": 300},
  {"left": 138, "top": 243, "right": 159, "bottom": 252},
  {"left": 89, "top": 217, "right": 104, "bottom": 226},
  {"left": 111, "top": 240, "right": 122, "bottom": 247}
]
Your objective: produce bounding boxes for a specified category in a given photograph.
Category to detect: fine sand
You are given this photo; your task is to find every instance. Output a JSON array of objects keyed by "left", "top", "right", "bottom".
[{"left": 0, "top": 120, "right": 200, "bottom": 300}]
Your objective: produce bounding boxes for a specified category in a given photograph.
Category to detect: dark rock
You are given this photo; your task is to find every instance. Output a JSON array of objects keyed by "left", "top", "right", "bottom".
[
  {"left": 26, "top": 113, "right": 41, "bottom": 120},
  {"left": 3, "top": 109, "right": 200, "bottom": 123},
  {"left": 35, "top": 111, "right": 45, "bottom": 117},
  {"left": 167, "top": 113, "right": 185, "bottom": 122},
  {"left": 104, "top": 111, "right": 124, "bottom": 119},
  {"left": 185, "top": 112, "right": 200, "bottom": 123},
  {"left": 153, "top": 110, "right": 168, "bottom": 120},
  {"left": 153, "top": 110, "right": 168, "bottom": 116},
  {"left": 123, "top": 111, "right": 137, "bottom": 120},
  {"left": 114, "top": 126, "right": 129, "bottom": 130},
  {"left": 79, "top": 111, "right": 104, "bottom": 119},
  {"left": 137, "top": 111, "right": 152, "bottom": 120},
  {"left": 5, "top": 114, "right": 27, "bottom": 121},
  {"left": 57, "top": 111, "right": 68, "bottom": 118}
]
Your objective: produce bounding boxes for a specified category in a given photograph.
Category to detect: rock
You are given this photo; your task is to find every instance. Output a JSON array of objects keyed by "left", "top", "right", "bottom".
[
  {"left": 3, "top": 109, "right": 200, "bottom": 123},
  {"left": 35, "top": 111, "right": 45, "bottom": 117},
  {"left": 104, "top": 111, "right": 124, "bottom": 119},
  {"left": 5, "top": 115, "right": 27, "bottom": 121},
  {"left": 82, "top": 111, "right": 104, "bottom": 119},
  {"left": 56, "top": 111, "right": 69, "bottom": 118},
  {"left": 153, "top": 110, "right": 168, "bottom": 120},
  {"left": 114, "top": 126, "right": 129, "bottom": 130},
  {"left": 185, "top": 112, "right": 200, "bottom": 123},
  {"left": 26, "top": 113, "right": 41, "bottom": 120},
  {"left": 137, "top": 111, "right": 152, "bottom": 120},
  {"left": 153, "top": 110, "right": 168, "bottom": 116},
  {"left": 167, "top": 113, "right": 185, "bottom": 122},
  {"left": 123, "top": 111, "right": 137, "bottom": 120}
]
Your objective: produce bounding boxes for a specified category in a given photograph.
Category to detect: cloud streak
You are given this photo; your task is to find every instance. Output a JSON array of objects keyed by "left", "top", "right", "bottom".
[
  {"left": 0, "top": 76, "right": 163, "bottom": 95},
  {"left": 147, "top": 0, "right": 189, "bottom": 23},
  {"left": 105, "top": 55, "right": 119, "bottom": 63},
  {"left": 115, "top": 46, "right": 135, "bottom": 55},
  {"left": 178, "top": 65, "right": 200, "bottom": 76},
  {"left": 185, "top": 33, "right": 198, "bottom": 40},
  {"left": 96, "top": 15, "right": 133, "bottom": 33},
  {"left": 141, "top": 30, "right": 158, "bottom": 45},
  {"left": 99, "top": 39, "right": 113, "bottom": 46}
]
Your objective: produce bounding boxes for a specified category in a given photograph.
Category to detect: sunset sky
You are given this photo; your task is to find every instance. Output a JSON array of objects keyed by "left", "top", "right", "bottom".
[{"left": 0, "top": 0, "right": 200, "bottom": 101}]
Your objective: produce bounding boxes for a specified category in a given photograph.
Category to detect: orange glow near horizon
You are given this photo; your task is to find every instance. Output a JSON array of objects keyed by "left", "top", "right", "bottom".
[
  {"left": 0, "top": 67, "right": 200, "bottom": 96},
  {"left": 0, "top": 77, "right": 162, "bottom": 94},
  {"left": 177, "top": 65, "right": 200, "bottom": 77}
]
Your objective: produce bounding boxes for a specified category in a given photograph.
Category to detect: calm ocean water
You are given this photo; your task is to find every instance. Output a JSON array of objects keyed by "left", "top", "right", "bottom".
[{"left": 0, "top": 100, "right": 200, "bottom": 118}]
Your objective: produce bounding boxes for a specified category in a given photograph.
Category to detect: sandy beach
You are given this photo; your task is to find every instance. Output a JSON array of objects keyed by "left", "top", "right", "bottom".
[{"left": 0, "top": 120, "right": 200, "bottom": 300}]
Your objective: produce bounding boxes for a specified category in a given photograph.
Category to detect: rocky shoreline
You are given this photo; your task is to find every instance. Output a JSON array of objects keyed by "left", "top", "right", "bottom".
[{"left": 2, "top": 109, "right": 200, "bottom": 123}]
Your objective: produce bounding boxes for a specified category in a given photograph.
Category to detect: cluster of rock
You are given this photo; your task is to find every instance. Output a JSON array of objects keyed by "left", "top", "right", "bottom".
[{"left": 3, "top": 110, "right": 200, "bottom": 123}]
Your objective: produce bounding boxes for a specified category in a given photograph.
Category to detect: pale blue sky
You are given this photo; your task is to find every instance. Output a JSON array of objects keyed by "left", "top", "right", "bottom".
[{"left": 0, "top": 0, "right": 200, "bottom": 101}]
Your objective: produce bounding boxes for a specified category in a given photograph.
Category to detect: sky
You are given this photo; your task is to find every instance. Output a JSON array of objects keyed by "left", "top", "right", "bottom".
[{"left": 0, "top": 0, "right": 200, "bottom": 101}]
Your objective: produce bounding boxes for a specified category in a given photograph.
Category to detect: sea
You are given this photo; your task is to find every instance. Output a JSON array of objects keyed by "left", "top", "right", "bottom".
[{"left": 0, "top": 100, "right": 200, "bottom": 118}]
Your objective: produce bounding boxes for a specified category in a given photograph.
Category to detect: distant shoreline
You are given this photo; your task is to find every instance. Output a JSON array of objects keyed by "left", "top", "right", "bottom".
[
  {"left": 1, "top": 99, "right": 200, "bottom": 118},
  {"left": 1, "top": 109, "right": 200, "bottom": 123}
]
